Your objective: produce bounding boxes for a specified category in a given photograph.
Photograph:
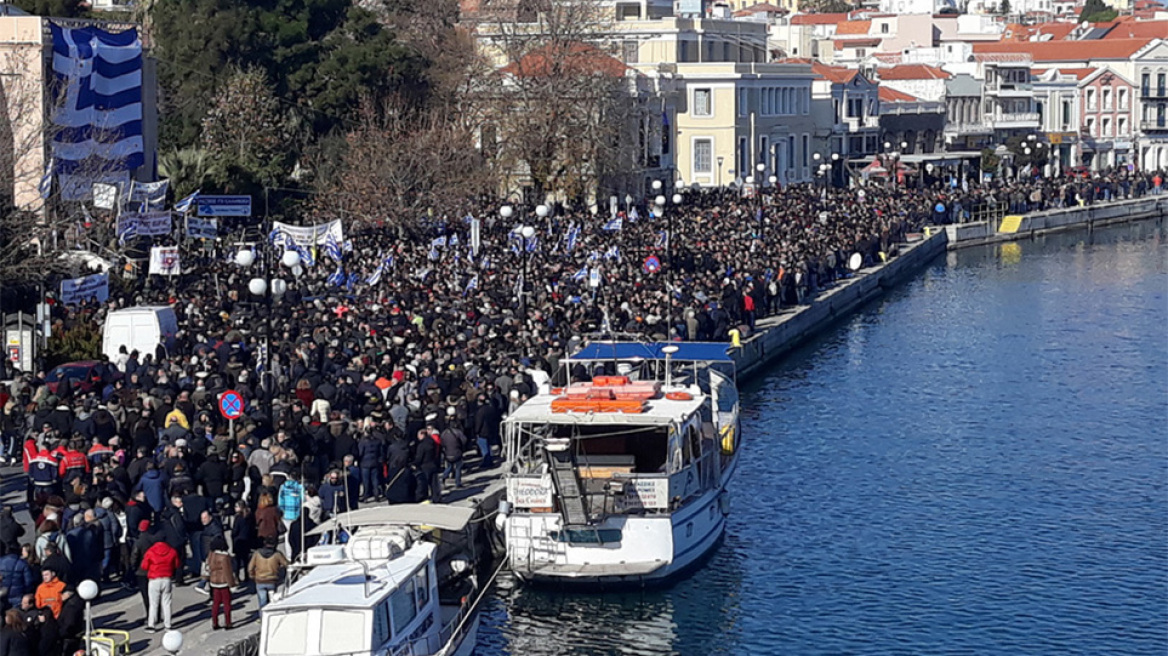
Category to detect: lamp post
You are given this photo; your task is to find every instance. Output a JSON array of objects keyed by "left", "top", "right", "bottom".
[
  {"left": 162, "top": 630, "right": 184, "bottom": 655},
  {"left": 831, "top": 152, "right": 840, "bottom": 188},
  {"left": 535, "top": 203, "right": 549, "bottom": 232},
  {"left": 717, "top": 156, "right": 724, "bottom": 187},
  {"left": 669, "top": 193, "right": 681, "bottom": 266},
  {"left": 79, "top": 579, "right": 98, "bottom": 656},
  {"left": 518, "top": 224, "right": 535, "bottom": 322},
  {"left": 236, "top": 240, "right": 299, "bottom": 423}
]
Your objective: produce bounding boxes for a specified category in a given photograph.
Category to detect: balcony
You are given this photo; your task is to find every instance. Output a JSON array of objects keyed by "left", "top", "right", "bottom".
[
  {"left": 1141, "top": 86, "right": 1167, "bottom": 98},
  {"left": 985, "top": 82, "right": 1033, "bottom": 97},
  {"left": 988, "top": 112, "right": 1040, "bottom": 129},
  {"left": 1140, "top": 120, "right": 1168, "bottom": 132}
]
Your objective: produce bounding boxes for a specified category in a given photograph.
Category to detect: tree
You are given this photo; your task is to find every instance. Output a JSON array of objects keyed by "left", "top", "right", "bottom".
[
  {"left": 311, "top": 98, "right": 491, "bottom": 231},
  {"left": 201, "top": 68, "right": 295, "bottom": 191},
  {"left": 158, "top": 147, "right": 212, "bottom": 200},
  {"left": 1079, "top": 0, "right": 1118, "bottom": 22},
  {"left": 9, "top": 0, "right": 84, "bottom": 17},
  {"left": 999, "top": 0, "right": 1011, "bottom": 15},
  {"left": 151, "top": 0, "right": 430, "bottom": 150}
]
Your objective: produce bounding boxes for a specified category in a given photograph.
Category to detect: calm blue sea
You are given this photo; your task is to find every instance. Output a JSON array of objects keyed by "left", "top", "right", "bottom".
[{"left": 477, "top": 220, "right": 1168, "bottom": 656}]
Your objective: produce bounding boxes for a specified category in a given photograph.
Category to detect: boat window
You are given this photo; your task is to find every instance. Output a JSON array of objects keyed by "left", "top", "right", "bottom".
[
  {"left": 264, "top": 612, "right": 308, "bottom": 656},
  {"left": 552, "top": 425, "right": 669, "bottom": 473},
  {"left": 390, "top": 577, "right": 418, "bottom": 636},
  {"left": 711, "top": 370, "right": 737, "bottom": 413},
  {"left": 320, "top": 610, "right": 366, "bottom": 655},
  {"left": 413, "top": 567, "right": 430, "bottom": 612},
  {"left": 372, "top": 600, "right": 391, "bottom": 647}
]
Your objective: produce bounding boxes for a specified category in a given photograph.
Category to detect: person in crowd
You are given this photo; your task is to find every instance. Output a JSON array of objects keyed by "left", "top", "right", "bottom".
[
  {"left": 203, "top": 536, "right": 237, "bottom": 630},
  {"left": 140, "top": 532, "right": 181, "bottom": 632},
  {"left": 247, "top": 537, "right": 288, "bottom": 609},
  {"left": 34, "top": 568, "right": 65, "bottom": 619},
  {"left": 0, "top": 609, "right": 31, "bottom": 656}
]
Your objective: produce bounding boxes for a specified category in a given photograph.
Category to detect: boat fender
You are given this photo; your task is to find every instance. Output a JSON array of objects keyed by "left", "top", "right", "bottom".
[
  {"left": 720, "top": 425, "right": 736, "bottom": 455},
  {"left": 719, "top": 492, "right": 731, "bottom": 516},
  {"left": 665, "top": 391, "right": 693, "bottom": 401}
]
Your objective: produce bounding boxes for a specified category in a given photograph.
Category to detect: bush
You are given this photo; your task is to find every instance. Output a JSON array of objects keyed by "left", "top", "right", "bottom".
[{"left": 44, "top": 322, "right": 102, "bottom": 369}]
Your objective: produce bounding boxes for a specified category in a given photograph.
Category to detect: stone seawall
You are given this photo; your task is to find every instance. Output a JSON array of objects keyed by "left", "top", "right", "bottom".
[
  {"left": 943, "top": 196, "right": 1168, "bottom": 250},
  {"left": 732, "top": 229, "right": 948, "bottom": 380},
  {"left": 731, "top": 197, "right": 1165, "bottom": 381}
]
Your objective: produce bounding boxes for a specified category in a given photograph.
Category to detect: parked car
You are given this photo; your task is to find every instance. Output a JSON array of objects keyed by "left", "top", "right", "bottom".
[{"left": 45, "top": 360, "right": 105, "bottom": 395}]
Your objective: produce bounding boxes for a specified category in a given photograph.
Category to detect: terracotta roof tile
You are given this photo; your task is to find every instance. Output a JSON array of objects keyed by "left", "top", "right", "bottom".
[
  {"left": 835, "top": 20, "right": 871, "bottom": 35},
  {"left": 790, "top": 12, "right": 849, "bottom": 25},
  {"left": 1100, "top": 20, "right": 1168, "bottom": 39},
  {"left": 812, "top": 62, "right": 859, "bottom": 84},
  {"left": 878, "top": 64, "right": 951, "bottom": 80},
  {"left": 972, "top": 38, "right": 1151, "bottom": 62},
  {"left": 879, "top": 87, "right": 919, "bottom": 102},
  {"left": 500, "top": 42, "right": 627, "bottom": 78}
]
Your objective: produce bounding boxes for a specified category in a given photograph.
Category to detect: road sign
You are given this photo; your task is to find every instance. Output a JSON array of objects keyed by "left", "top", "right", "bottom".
[
  {"left": 197, "top": 195, "right": 252, "bottom": 217},
  {"left": 219, "top": 389, "right": 244, "bottom": 421}
]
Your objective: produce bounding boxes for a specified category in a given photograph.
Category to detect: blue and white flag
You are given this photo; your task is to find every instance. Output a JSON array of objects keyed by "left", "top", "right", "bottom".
[
  {"left": 587, "top": 250, "right": 600, "bottom": 263},
  {"left": 255, "top": 342, "right": 268, "bottom": 375},
  {"left": 604, "top": 245, "right": 620, "bottom": 261},
  {"left": 629, "top": 207, "right": 640, "bottom": 222},
  {"left": 346, "top": 272, "right": 360, "bottom": 289},
  {"left": 175, "top": 189, "right": 200, "bottom": 213},
  {"left": 328, "top": 265, "right": 346, "bottom": 287},
  {"left": 572, "top": 266, "right": 588, "bottom": 282},
  {"left": 565, "top": 224, "right": 579, "bottom": 252},
  {"left": 429, "top": 245, "right": 440, "bottom": 261},
  {"left": 525, "top": 236, "right": 539, "bottom": 252},
  {"left": 465, "top": 275, "right": 478, "bottom": 294},
  {"left": 656, "top": 231, "right": 668, "bottom": 249},
  {"left": 48, "top": 24, "right": 144, "bottom": 174},
  {"left": 293, "top": 242, "right": 315, "bottom": 267},
  {"left": 366, "top": 261, "right": 385, "bottom": 286},
  {"left": 431, "top": 236, "right": 447, "bottom": 248},
  {"left": 603, "top": 216, "right": 622, "bottom": 231},
  {"left": 324, "top": 233, "right": 343, "bottom": 263},
  {"left": 342, "top": 239, "right": 353, "bottom": 253},
  {"left": 129, "top": 179, "right": 169, "bottom": 210},
  {"left": 384, "top": 254, "right": 395, "bottom": 270},
  {"left": 449, "top": 234, "right": 459, "bottom": 247},
  {"left": 509, "top": 240, "right": 520, "bottom": 255},
  {"left": 39, "top": 161, "right": 53, "bottom": 200}
]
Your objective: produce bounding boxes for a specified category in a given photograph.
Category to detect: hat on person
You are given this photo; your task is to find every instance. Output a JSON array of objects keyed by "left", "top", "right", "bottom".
[{"left": 138, "top": 520, "right": 151, "bottom": 532}]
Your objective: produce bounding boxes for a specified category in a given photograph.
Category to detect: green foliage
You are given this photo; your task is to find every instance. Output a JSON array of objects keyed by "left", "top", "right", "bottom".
[
  {"left": 152, "top": 0, "right": 429, "bottom": 152},
  {"left": 806, "top": 0, "right": 853, "bottom": 12},
  {"left": 10, "top": 0, "right": 84, "bottom": 17},
  {"left": 999, "top": 0, "right": 1011, "bottom": 14},
  {"left": 158, "top": 147, "right": 212, "bottom": 199},
  {"left": 201, "top": 68, "right": 295, "bottom": 190},
  {"left": 45, "top": 323, "right": 102, "bottom": 369},
  {"left": 1080, "top": 0, "right": 1118, "bottom": 22},
  {"left": 980, "top": 148, "right": 1000, "bottom": 173}
]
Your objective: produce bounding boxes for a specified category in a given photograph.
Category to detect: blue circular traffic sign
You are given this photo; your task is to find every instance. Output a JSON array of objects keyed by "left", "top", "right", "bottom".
[{"left": 219, "top": 389, "right": 244, "bottom": 421}]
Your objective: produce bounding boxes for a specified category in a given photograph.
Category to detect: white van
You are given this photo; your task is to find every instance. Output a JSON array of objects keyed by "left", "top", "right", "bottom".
[{"left": 102, "top": 306, "right": 178, "bottom": 364}]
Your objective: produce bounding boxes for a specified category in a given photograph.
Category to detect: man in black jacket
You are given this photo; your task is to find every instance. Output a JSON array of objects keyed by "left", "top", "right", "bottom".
[{"left": 412, "top": 429, "right": 441, "bottom": 503}]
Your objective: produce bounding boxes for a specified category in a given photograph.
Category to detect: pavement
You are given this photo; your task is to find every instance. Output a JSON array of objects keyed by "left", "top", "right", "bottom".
[{"left": 1, "top": 458, "right": 507, "bottom": 655}]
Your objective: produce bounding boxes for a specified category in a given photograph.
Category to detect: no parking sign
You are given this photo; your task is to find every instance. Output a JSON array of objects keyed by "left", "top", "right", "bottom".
[{"left": 219, "top": 389, "right": 244, "bottom": 421}]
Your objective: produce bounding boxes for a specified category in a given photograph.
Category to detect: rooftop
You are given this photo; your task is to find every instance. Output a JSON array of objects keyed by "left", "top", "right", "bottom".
[
  {"left": 972, "top": 38, "right": 1151, "bottom": 62},
  {"left": 878, "top": 64, "right": 952, "bottom": 80},
  {"left": 879, "top": 87, "right": 920, "bottom": 102}
]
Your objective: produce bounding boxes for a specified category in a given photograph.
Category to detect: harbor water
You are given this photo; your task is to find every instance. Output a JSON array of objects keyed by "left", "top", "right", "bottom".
[{"left": 475, "top": 220, "right": 1168, "bottom": 655}]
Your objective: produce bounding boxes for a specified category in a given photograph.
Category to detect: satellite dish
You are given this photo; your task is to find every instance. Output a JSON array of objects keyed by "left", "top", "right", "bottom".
[{"left": 848, "top": 253, "right": 863, "bottom": 271}]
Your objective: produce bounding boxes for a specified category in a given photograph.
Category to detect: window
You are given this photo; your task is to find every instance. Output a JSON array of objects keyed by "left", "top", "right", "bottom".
[
  {"left": 693, "top": 88, "right": 712, "bottom": 117},
  {"left": 738, "top": 88, "right": 748, "bottom": 117},
  {"left": 802, "top": 134, "right": 809, "bottom": 167},
  {"left": 1103, "top": 88, "right": 1112, "bottom": 110},
  {"left": 1062, "top": 100, "right": 1072, "bottom": 129},
  {"left": 738, "top": 137, "right": 748, "bottom": 176},
  {"left": 1159, "top": 72, "right": 1166, "bottom": 95},
  {"left": 680, "top": 40, "right": 690, "bottom": 63},
  {"left": 390, "top": 578, "right": 418, "bottom": 635},
  {"left": 622, "top": 41, "right": 639, "bottom": 64},
  {"left": 1086, "top": 117, "right": 1095, "bottom": 137},
  {"left": 414, "top": 568, "right": 430, "bottom": 611},
  {"left": 1103, "top": 117, "right": 1111, "bottom": 137},
  {"left": 855, "top": 48, "right": 866, "bottom": 58},
  {"left": 264, "top": 612, "right": 309, "bottom": 656},
  {"left": 759, "top": 136, "right": 768, "bottom": 167},
  {"left": 1142, "top": 72, "right": 1151, "bottom": 95},
  {"left": 693, "top": 139, "right": 712, "bottom": 173},
  {"left": 1119, "top": 88, "right": 1129, "bottom": 109},
  {"left": 847, "top": 97, "right": 863, "bottom": 118},
  {"left": 373, "top": 602, "right": 391, "bottom": 647},
  {"left": 787, "top": 136, "right": 795, "bottom": 170},
  {"left": 880, "top": 23, "right": 889, "bottom": 33},
  {"left": 1118, "top": 117, "right": 1127, "bottom": 136},
  {"left": 1087, "top": 88, "right": 1097, "bottom": 110},
  {"left": 320, "top": 610, "right": 366, "bottom": 655}
]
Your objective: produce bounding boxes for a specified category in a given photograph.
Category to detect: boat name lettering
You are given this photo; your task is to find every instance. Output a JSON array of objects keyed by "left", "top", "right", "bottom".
[
  {"left": 509, "top": 476, "right": 554, "bottom": 508},
  {"left": 616, "top": 477, "right": 670, "bottom": 510}
]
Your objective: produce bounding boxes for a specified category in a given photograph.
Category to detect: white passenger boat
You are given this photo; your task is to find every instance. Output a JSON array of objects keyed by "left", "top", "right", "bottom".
[
  {"left": 259, "top": 505, "right": 483, "bottom": 656},
  {"left": 498, "top": 341, "right": 740, "bottom": 586}
]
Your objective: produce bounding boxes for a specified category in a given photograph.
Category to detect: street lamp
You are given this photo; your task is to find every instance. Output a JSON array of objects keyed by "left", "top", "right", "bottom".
[
  {"left": 535, "top": 204, "right": 549, "bottom": 230},
  {"left": 79, "top": 579, "right": 98, "bottom": 656},
  {"left": 500, "top": 205, "right": 514, "bottom": 221},
  {"left": 717, "top": 156, "right": 725, "bottom": 187},
  {"left": 236, "top": 240, "right": 299, "bottom": 420},
  {"left": 162, "top": 630, "right": 184, "bottom": 654},
  {"left": 518, "top": 225, "right": 536, "bottom": 321},
  {"left": 667, "top": 193, "right": 682, "bottom": 266}
]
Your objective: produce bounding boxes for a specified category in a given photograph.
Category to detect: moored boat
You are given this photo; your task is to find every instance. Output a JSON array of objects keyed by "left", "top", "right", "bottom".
[
  {"left": 498, "top": 341, "right": 740, "bottom": 586},
  {"left": 258, "top": 505, "right": 484, "bottom": 656}
]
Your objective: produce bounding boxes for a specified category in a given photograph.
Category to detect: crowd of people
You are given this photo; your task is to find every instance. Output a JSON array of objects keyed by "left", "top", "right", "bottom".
[{"left": 0, "top": 167, "right": 1158, "bottom": 653}]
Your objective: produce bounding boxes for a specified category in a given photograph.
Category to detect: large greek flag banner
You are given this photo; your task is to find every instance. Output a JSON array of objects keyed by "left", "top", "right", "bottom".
[{"left": 49, "top": 23, "right": 144, "bottom": 175}]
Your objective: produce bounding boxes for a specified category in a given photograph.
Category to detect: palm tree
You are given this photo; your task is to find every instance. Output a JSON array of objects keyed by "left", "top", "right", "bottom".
[{"left": 158, "top": 147, "right": 212, "bottom": 199}]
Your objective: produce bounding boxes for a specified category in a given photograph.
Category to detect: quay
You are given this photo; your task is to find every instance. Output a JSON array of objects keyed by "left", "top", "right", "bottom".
[{"left": 4, "top": 196, "right": 1162, "bottom": 656}]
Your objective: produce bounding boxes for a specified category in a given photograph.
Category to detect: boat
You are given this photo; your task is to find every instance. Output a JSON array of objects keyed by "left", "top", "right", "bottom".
[
  {"left": 258, "top": 505, "right": 485, "bottom": 656},
  {"left": 497, "top": 341, "right": 741, "bottom": 586}
]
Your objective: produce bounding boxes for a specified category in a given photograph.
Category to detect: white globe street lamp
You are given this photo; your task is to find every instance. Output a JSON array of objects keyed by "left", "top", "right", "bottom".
[
  {"left": 500, "top": 205, "right": 514, "bottom": 220},
  {"left": 162, "top": 630, "right": 184, "bottom": 654},
  {"left": 79, "top": 579, "right": 98, "bottom": 656},
  {"left": 671, "top": 193, "right": 682, "bottom": 204},
  {"left": 655, "top": 195, "right": 666, "bottom": 207},
  {"left": 248, "top": 278, "right": 268, "bottom": 297},
  {"left": 652, "top": 180, "right": 663, "bottom": 191},
  {"left": 234, "top": 249, "right": 256, "bottom": 267},
  {"left": 535, "top": 204, "right": 549, "bottom": 218},
  {"left": 280, "top": 250, "right": 301, "bottom": 269}
]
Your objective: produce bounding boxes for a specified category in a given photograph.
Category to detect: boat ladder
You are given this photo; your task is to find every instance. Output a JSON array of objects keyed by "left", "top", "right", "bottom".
[{"left": 545, "top": 446, "right": 590, "bottom": 526}]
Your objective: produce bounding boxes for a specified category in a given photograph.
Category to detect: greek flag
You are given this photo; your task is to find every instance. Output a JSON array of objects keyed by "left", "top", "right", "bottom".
[
  {"left": 629, "top": 207, "right": 640, "bottom": 222},
  {"left": 465, "top": 276, "right": 478, "bottom": 293},
  {"left": 431, "top": 236, "right": 447, "bottom": 248},
  {"left": 429, "top": 245, "right": 440, "bottom": 261},
  {"left": 587, "top": 250, "right": 599, "bottom": 263},
  {"left": 343, "top": 240, "right": 353, "bottom": 253},
  {"left": 48, "top": 24, "right": 144, "bottom": 174},
  {"left": 565, "top": 224, "right": 579, "bottom": 252},
  {"left": 509, "top": 240, "right": 520, "bottom": 255},
  {"left": 656, "top": 231, "right": 668, "bottom": 249},
  {"left": 366, "top": 258, "right": 385, "bottom": 285},
  {"left": 39, "top": 161, "right": 53, "bottom": 200},
  {"left": 572, "top": 266, "right": 588, "bottom": 282},
  {"left": 175, "top": 189, "right": 200, "bottom": 213},
  {"left": 293, "top": 242, "right": 315, "bottom": 267},
  {"left": 449, "top": 234, "right": 459, "bottom": 247},
  {"left": 525, "top": 236, "right": 539, "bottom": 252},
  {"left": 324, "top": 233, "right": 343, "bottom": 263},
  {"left": 384, "top": 254, "right": 395, "bottom": 270},
  {"left": 603, "top": 216, "right": 623, "bottom": 231},
  {"left": 255, "top": 342, "right": 267, "bottom": 375},
  {"left": 604, "top": 245, "right": 620, "bottom": 261},
  {"left": 346, "top": 272, "right": 360, "bottom": 289},
  {"left": 328, "top": 265, "right": 346, "bottom": 287}
]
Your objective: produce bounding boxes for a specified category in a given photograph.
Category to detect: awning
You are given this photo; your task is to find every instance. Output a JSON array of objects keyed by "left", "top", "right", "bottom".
[
  {"left": 306, "top": 504, "right": 476, "bottom": 536},
  {"left": 570, "top": 341, "right": 734, "bottom": 363}
]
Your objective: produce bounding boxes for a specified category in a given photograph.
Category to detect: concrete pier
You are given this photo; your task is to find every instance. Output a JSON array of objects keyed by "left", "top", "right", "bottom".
[{"left": 942, "top": 196, "right": 1168, "bottom": 251}]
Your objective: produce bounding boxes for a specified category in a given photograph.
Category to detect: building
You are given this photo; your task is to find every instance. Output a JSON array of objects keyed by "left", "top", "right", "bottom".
[
  {"left": 810, "top": 62, "right": 881, "bottom": 162},
  {"left": 1133, "top": 38, "right": 1168, "bottom": 169},
  {"left": 0, "top": 15, "right": 158, "bottom": 212},
  {"left": 1032, "top": 67, "right": 1084, "bottom": 170},
  {"left": 1078, "top": 67, "right": 1137, "bottom": 169},
  {"left": 944, "top": 73, "right": 992, "bottom": 151},
  {"left": 878, "top": 86, "right": 946, "bottom": 154}
]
